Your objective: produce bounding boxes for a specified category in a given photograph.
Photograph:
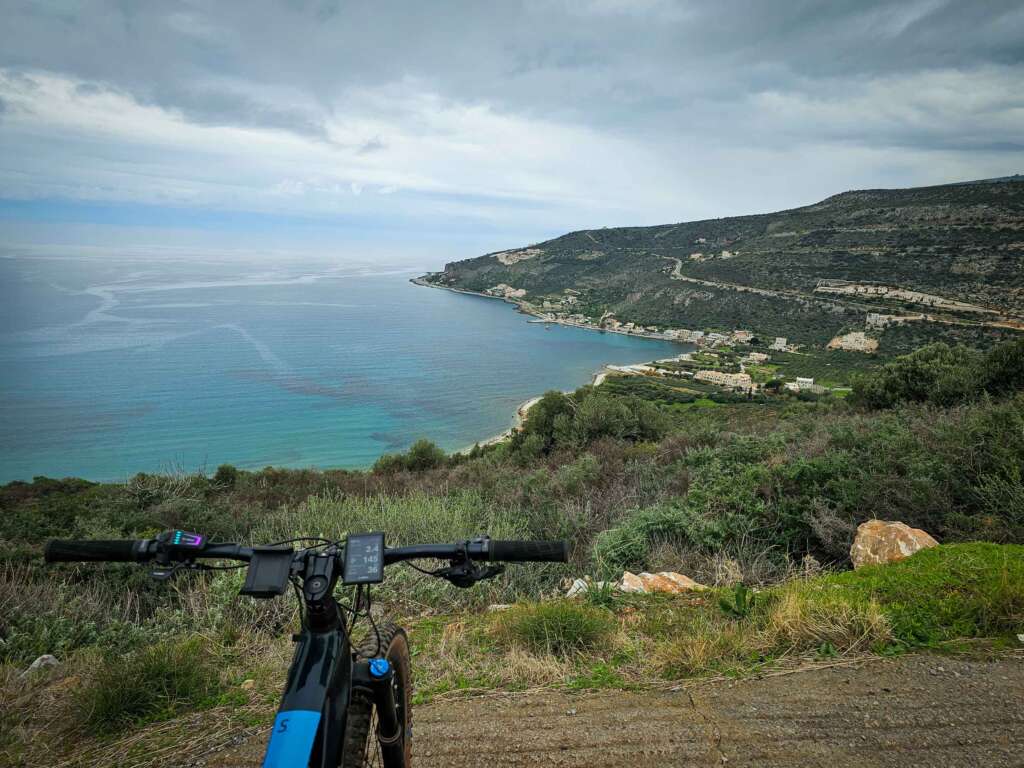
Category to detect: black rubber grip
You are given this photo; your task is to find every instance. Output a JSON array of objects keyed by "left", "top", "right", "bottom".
[
  {"left": 489, "top": 540, "right": 568, "bottom": 563},
  {"left": 44, "top": 539, "right": 142, "bottom": 563}
]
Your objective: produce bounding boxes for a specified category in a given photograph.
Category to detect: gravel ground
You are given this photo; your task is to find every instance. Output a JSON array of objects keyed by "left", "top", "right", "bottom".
[{"left": 209, "top": 652, "right": 1023, "bottom": 768}]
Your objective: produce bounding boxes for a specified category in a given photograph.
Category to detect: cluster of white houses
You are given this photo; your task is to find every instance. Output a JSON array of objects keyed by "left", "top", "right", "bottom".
[
  {"left": 488, "top": 284, "right": 884, "bottom": 361},
  {"left": 609, "top": 346, "right": 833, "bottom": 396},
  {"left": 497, "top": 287, "right": 805, "bottom": 354}
]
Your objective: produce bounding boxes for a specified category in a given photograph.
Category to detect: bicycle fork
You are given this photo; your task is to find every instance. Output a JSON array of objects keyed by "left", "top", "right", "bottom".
[{"left": 353, "top": 658, "right": 404, "bottom": 763}]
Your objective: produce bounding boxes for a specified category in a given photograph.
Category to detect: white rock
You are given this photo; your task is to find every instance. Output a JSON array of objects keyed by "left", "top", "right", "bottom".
[
  {"left": 564, "top": 578, "right": 613, "bottom": 598},
  {"left": 25, "top": 654, "right": 59, "bottom": 674}
]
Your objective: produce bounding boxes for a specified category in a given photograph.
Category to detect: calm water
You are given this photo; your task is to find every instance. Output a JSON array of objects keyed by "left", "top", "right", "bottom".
[{"left": 0, "top": 256, "right": 685, "bottom": 482}]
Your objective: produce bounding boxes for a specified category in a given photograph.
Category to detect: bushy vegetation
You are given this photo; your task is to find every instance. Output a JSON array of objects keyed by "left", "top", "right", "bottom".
[
  {"left": 851, "top": 339, "right": 1024, "bottom": 408},
  {"left": 2, "top": 336, "right": 1023, "bottom": 765},
  {"left": 76, "top": 636, "right": 223, "bottom": 734},
  {"left": 511, "top": 388, "right": 672, "bottom": 456},
  {"left": 373, "top": 438, "right": 449, "bottom": 473}
]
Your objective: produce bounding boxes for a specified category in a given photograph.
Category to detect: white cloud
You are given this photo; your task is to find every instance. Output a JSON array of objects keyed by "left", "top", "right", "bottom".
[
  {"left": 0, "top": 44, "right": 1019, "bottom": 240},
  {"left": 0, "top": 69, "right": 691, "bottom": 228}
]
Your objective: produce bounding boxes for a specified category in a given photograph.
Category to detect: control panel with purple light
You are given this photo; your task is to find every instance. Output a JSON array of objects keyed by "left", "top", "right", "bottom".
[
  {"left": 160, "top": 529, "right": 207, "bottom": 558},
  {"left": 172, "top": 530, "right": 204, "bottom": 547}
]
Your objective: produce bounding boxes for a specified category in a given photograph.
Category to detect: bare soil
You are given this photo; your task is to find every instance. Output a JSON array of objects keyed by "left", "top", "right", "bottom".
[{"left": 208, "top": 652, "right": 1023, "bottom": 768}]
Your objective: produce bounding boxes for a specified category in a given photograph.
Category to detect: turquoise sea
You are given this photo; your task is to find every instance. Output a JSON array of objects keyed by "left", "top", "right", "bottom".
[{"left": 0, "top": 255, "right": 686, "bottom": 483}]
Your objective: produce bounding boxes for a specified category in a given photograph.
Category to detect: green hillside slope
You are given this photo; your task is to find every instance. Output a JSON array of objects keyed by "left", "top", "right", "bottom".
[{"left": 424, "top": 178, "right": 1024, "bottom": 350}]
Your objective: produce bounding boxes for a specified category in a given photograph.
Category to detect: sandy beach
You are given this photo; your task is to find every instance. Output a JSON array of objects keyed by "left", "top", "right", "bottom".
[{"left": 456, "top": 370, "right": 611, "bottom": 454}]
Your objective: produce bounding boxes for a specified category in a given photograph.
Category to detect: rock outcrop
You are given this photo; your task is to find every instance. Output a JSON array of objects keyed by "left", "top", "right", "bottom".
[
  {"left": 850, "top": 520, "right": 938, "bottom": 569},
  {"left": 619, "top": 571, "right": 706, "bottom": 594}
]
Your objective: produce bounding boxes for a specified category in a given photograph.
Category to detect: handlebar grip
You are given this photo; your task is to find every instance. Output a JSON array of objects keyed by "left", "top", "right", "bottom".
[
  {"left": 44, "top": 539, "right": 145, "bottom": 563},
  {"left": 489, "top": 540, "right": 568, "bottom": 563}
]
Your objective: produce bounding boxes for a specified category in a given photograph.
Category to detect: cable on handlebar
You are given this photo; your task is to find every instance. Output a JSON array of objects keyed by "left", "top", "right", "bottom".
[{"left": 266, "top": 537, "right": 337, "bottom": 548}]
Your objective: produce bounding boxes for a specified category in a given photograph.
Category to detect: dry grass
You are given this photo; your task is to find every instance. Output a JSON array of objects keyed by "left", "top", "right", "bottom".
[
  {"left": 409, "top": 617, "right": 573, "bottom": 700},
  {"left": 647, "top": 577, "right": 893, "bottom": 678},
  {"left": 652, "top": 615, "right": 752, "bottom": 676},
  {"left": 761, "top": 583, "right": 893, "bottom": 654},
  {"left": 4, "top": 545, "right": 1018, "bottom": 766}
]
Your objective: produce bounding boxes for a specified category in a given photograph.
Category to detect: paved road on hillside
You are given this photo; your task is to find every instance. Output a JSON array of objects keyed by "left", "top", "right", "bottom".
[{"left": 208, "top": 652, "right": 1023, "bottom": 768}]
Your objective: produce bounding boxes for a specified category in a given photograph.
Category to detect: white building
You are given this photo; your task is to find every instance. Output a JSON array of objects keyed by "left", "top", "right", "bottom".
[
  {"left": 695, "top": 370, "right": 754, "bottom": 392},
  {"left": 827, "top": 331, "right": 879, "bottom": 352},
  {"left": 770, "top": 337, "right": 788, "bottom": 351}
]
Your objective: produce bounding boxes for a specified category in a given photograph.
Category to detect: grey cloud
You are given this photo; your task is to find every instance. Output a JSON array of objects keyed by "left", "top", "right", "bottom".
[
  {"left": 0, "top": 0, "right": 1022, "bottom": 226},
  {"left": 4, "top": 1, "right": 1017, "bottom": 127},
  {"left": 146, "top": 84, "right": 328, "bottom": 139}
]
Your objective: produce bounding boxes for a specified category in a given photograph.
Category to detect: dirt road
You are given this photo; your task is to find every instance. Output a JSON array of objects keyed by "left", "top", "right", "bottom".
[{"left": 209, "top": 652, "right": 1023, "bottom": 768}]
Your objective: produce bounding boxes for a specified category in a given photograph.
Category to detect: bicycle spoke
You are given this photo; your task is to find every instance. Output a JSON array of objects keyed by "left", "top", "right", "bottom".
[{"left": 363, "top": 707, "right": 382, "bottom": 767}]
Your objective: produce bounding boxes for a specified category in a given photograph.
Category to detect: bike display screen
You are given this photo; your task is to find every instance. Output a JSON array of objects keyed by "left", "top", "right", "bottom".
[{"left": 343, "top": 532, "right": 385, "bottom": 584}]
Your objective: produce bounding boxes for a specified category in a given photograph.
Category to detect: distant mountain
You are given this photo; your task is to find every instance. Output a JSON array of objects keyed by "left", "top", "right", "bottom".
[
  {"left": 423, "top": 178, "right": 1024, "bottom": 351},
  {"left": 950, "top": 174, "right": 1024, "bottom": 184}
]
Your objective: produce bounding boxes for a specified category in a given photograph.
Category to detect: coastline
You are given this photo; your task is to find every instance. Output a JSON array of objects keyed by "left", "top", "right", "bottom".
[
  {"left": 410, "top": 275, "right": 677, "bottom": 341},
  {"left": 414, "top": 275, "right": 686, "bottom": 455}
]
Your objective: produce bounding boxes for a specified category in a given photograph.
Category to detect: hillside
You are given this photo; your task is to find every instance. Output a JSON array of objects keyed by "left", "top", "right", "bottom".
[
  {"left": 423, "top": 178, "right": 1024, "bottom": 350},
  {"left": 4, "top": 340, "right": 1024, "bottom": 766}
]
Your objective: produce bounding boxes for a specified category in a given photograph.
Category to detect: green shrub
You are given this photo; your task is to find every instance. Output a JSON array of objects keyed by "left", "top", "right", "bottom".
[
  {"left": 851, "top": 338, "right": 1024, "bottom": 410},
  {"left": 75, "top": 636, "right": 222, "bottom": 733},
  {"left": 851, "top": 343, "right": 981, "bottom": 408},
  {"left": 592, "top": 464, "right": 771, "bottom": 574},
  {"left": 373, "top": 439, "right": 448, "bottom": 473},
  {"left": 212, "top": 464, "right": 239, "bottom": 489},
  {"left": 980, "top": 338, "right": 1024, "bottom": 395},
  {"left": 492, "top": 601, "right": 616, "bottom": 656},
  {"left": 719, "top": 583, "right": 756, "bottom": 620},
  {"left": 517, "top": 389, "right": 672, "bottom": 455},
  {"left": 516, "top": 391, "right": 574, "bottom": 453}
]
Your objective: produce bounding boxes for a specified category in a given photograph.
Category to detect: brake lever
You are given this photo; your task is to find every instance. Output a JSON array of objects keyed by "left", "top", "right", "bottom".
[
  {"left": 436, "top": 561, "right": 505, "bottom": 589},
  {"left": 149, "top": 562, "right": 195, "bottom": 581}
]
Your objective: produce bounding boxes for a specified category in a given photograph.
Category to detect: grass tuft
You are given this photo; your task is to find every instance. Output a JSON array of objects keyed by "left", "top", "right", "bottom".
[
  {"left": 75, "top": 636, "right": 222, "bottom": 734},
  {"left": 492, "top": 601, "right": 616, "bottom": 657}
]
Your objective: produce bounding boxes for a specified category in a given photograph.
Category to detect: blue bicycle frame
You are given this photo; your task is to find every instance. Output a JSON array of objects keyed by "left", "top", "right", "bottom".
[{"left": 262, "top": 625, "right": 352, "bottom": 768}]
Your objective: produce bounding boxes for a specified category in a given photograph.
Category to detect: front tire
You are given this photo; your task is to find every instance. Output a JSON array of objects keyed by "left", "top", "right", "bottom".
[{"left": 341, "top": 622, "right": 412, "bottom": 767}]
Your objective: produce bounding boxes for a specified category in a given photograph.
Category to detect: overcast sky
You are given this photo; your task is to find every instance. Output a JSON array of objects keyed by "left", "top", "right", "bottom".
[{"left": 1, "top": 0, "right": 1022, "bottom": 264}]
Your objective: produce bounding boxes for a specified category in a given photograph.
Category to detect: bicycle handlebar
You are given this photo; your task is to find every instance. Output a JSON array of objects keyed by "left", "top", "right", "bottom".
[
  {"left": 44, "top": 535, "right": 568, "bottom": 566},
  {"left": 45, "top": 539, "right": 145, "bottom": 563},
  {"left": 490, "top": 540, "right": 568, "bottom": 562}
]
